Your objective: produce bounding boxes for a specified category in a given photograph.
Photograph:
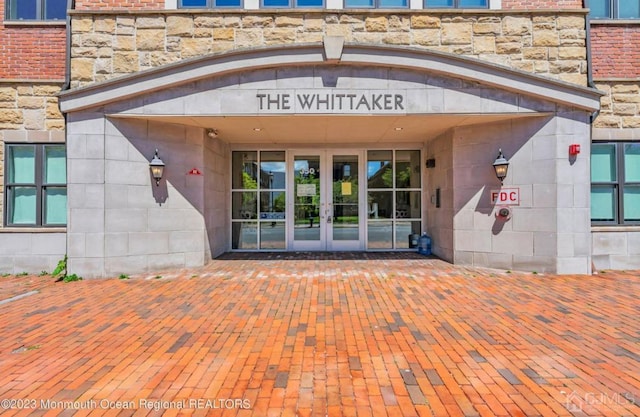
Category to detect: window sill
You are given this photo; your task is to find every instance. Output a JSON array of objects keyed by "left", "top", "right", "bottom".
[
  {"left": 0, "top": 227, "right": 66, "bottom": 233},
  {"left": 590, "top": 19, "right": 640, "bottom": 25},
  {"left": 592, "top": 225, "right": 640, "bottom": 232},
  {"left": 3, "top": 20, "right": 66, "bottom": 27}
]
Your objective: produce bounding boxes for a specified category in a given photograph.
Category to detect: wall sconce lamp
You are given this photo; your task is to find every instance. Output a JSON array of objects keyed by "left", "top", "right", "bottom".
[
  {"left": 149, "top": 149, "right": 165, "bottom": 186},
  {"left": 425, "top": 158, "right": 436, "bottom": 168},
  {"left": 492, "top": 149, "right": 509, "bottom": 185},
  {"left": 206, "top": 128, "right": 219, "bottom": 139}
]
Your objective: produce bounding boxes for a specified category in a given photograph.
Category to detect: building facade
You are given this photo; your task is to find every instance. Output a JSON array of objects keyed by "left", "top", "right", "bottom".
[{"left": 0, "top": 0, "right": 638, "bottom": 277}]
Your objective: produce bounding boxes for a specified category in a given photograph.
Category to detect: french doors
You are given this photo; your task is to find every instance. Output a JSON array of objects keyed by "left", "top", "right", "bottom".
[{"left": 289, "top": 151, "right": 364, "bottom": 251}]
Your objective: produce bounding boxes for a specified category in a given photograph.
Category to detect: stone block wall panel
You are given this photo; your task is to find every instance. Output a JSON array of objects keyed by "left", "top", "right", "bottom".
[
  {"left": 592, "top": 230, "right": 640, "bottom": 271},
  {"left": 0, "top": 232, "right": 66, "bottom": 274},
  {"left": 593, "top": 81, "right": 640, "bottom": 130},
  {"left": 68, "top": 11, "right": 589, "bottom": 88}
]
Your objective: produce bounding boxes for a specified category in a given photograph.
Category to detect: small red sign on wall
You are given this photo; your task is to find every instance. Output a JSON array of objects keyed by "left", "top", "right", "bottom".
[
  {"left": 187, "top": 168, "right": 202, "bottom": 175},
  {"left": 491, "top": 188, "right": 520, "bottom": 206}
]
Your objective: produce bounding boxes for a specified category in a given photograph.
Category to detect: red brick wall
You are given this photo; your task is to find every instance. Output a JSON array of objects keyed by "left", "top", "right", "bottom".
[
  {"left": 503, "top": 0, "right": 583, "bottom": 8},
  {"left": 0, "top": 2, "right": 66, "bottom": 80},
  {"left": 74, "top": 0, "right": 165, "bottom": 9},
  {"left": 591, "top": 25, "right": 640, "bottom": 79}
]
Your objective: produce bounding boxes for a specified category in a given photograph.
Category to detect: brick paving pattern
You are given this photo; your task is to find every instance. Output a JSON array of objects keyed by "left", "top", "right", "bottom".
[{"left": 0, "top": 254, "right": 638, "bottom": 416}]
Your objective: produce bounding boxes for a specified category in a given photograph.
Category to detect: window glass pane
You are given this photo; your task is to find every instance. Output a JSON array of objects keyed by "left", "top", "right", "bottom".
[
  {"left": 294, "top": 205, "right": 320, "bottom": 240},
  {"left": 45, "top": 0, "right": 67, "bottom": 20},
  {"left": 368, "top": 221, "right": 393, "bottom": 249},
  {"left": 297, "top": 0, "right": 323, "bottom": 6},
  {"left": 619, "top": 1, "right": 640, "bottom": 18},
  {"left": 44, "top": 187, "right": 67, "bottom": 225},
  {"left": 263, "top": 0, "right": 289, "bottom": 6},
  {"left": 367, "top": 150, "right": 392, "bottom": 188},
  {"left": 591, "top": 186, "right": 616, "bottom": 221},
  {"left": 294, "top": 155, "right": 320, "bottom": 240},
  {"left": 260, "top": 151, "right": 285, "bottom": 189},
  {"left": 459, "top": 0, "right": 487, "bottom": 6},
  {"left": 395, "top": 221, "right": 421, "bottom": 249},
  {"left": 380, "top": 0, "right": 407, "bottom": 7},
  {"left": 589, "top": 0, "right": 611, "bottom": 18},
  {"left": 395, "top": 150, "right": 421, "bottom": 188},
  {"left": 215, "top": 0, "right": 241, "bottom": 6},
  {"left": 396, "top": 191, "right": 421, "bottom": 219},
  {"left": 232, "top": 192, "right": 257, "bottom": 219},
  {"left": 260, "top": 191, "right": 286, "bottom": 219},
  {"left": 181, "top": 0, "right": 207, "bottom": 6},
  {"left": 9, "top": 0, "right": 37, "bottom": 19},
  {"left": 591, "top": 144, "right": 616, "bottom": 182},
  {"left": 624, "top": 186, "right": 640, "bottom": 221},
  {"left": 426, "top": 0, "right": 453, "bottom": 6},
  {"left": 260, "top": 222, "right": 285, "bottom": 249},
  {"left": 624, "top": 143, "right": 640, "bottom": 182},
  {"left": 8, "top": 146, "right": 36, "bottom": 184},
  {"left": 346, "top": 0, "right": 374, "bottom": 7},
  {"left": 9, "top": 187, "right": 37, "bottom": 225},
  {"left": 44, "top": 145, "right": 66, "bottom": 184},
  {"left": 232, "top": 151, "right": 257, "bottom": 189},
  {"left": 368, "top": 191, "right": 393, "bottom": 219},
  {"left": 232, "top": 222, "right": 257, "bottom": 249}
]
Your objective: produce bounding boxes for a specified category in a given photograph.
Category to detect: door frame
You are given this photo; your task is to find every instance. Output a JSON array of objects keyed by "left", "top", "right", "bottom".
[{"left": 287, "top": 150, "right": 365, "bottom": 251}]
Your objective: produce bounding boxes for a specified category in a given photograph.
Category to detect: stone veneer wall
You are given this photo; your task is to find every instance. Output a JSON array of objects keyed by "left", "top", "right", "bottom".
[
  {"left": 593, "top": 82, "right": 640, "bottom": 131},
  {"left": 69, "top": 10, "right": 589, "bottom": 88}
]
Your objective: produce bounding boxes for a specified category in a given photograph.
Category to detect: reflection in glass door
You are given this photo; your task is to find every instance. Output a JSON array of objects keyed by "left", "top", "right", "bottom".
[
  {"left": 329, "top": 154, "right": 361, "bottom": 250},
  {"left": 292, "top": 154, "right": 323, "bottom": 250}
]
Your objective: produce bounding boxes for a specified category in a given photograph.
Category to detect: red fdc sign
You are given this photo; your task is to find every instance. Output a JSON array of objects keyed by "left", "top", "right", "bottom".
[{"left": 491, "top": 188, "right": 520, "bottom": 206}]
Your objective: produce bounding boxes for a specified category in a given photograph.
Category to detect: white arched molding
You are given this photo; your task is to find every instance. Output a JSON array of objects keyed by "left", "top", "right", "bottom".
[{"left": 59, "top": 43, "right": 600, "bottom": 113}]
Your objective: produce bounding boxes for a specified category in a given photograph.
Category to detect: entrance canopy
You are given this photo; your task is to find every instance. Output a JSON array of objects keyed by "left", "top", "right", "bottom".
[{"left": 60, "top": 40, "right": 602, "bottom": 143}]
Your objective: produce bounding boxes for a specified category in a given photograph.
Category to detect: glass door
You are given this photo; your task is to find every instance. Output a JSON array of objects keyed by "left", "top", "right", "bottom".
[
  {"left": 328, "top": 152, "right": 363, "bottom": 251},
  {"left": 289, "top": 151, "right": 363, "bottom": 251},
  {"left": 291, "top": 153, "right": 324, "bottom": 251}
]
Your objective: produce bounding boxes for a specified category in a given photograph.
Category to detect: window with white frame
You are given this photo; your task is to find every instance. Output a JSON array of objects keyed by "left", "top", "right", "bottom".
[
  {"left": 345, "top": 0, "right": 407, "bottom": 8},
  {"left": 425, "top": 0, "right": 488, "bottom": 8},
  {"left": 591, "top": 142, "right": 640, "bottom": 225},
  {"left": 367, "top": 150, "right": 422, "bottom": 249},
  {"left": 231, "top": 151, "right": 287, "bottom": 249},
  {"left": 179, "top": 0, "right": 244, "bottom": 7},
  {"left": 6, "top": 0, "right": 67, "bottom": 21},
  {"left": 4, "top": 144, "right": 67, "bottom": 227},
  {"left": 589, "top": 0, "right": 640, "bottom": 19}
]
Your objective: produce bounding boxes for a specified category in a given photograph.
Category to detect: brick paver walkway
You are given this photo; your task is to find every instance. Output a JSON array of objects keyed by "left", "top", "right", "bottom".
[{"left": 0, "top": 254, "right": 638, "bottom": 416}]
